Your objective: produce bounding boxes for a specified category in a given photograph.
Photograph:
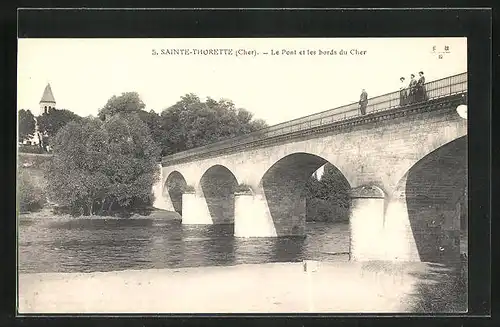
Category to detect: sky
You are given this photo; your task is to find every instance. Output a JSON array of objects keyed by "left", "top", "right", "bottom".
[{"left": 18, "top": 37, "right": 467, "bottom": 126}]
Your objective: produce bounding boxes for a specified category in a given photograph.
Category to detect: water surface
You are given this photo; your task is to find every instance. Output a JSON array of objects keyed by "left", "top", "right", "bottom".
[{"left": 18, "top": 217, "right": 350, "bottom": 274}]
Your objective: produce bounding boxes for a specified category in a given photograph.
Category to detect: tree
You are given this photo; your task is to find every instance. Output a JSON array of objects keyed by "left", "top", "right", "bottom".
[
  {"left": 305, "top": 164, "right": 350, "bottom": 203},
  {"left": 97, "top": 91, "right": 164, "bottom": 148},
  {"left": 37, "top": 108, "right": 82, "bottom": 143},
  {"left": 304, "top": 163, "right": 351, "bottom": 222},
  {"left": 46, "top": 114, "right": 161, "bottom": 216},
  {"left": 159, "top": 94, "right": 268, "bottom": 155},
  {"left": 137, "top": 109, "right": 163, "bottom": 147},
  {"left": 18, "top": 109, "right": 36, "bottom": 142},
  {"left": 98, "top": 92, "right": 145, "bottom": 120}
]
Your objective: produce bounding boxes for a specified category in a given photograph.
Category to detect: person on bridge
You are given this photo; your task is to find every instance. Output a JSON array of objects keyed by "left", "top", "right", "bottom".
[
  {"left": 416, "top": 71, "right": 428, "bottom": 102},
  {"left": 399, "top": 77, "right": 408, "bottom": 106},
  {"left": 408, "top": 74, "right": 418, "bottom": 104},
  {"left": 359, "top": 89, "right": 368, "bottom": 115}
]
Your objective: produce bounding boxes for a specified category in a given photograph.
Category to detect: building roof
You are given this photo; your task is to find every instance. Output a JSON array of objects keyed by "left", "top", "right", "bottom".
[{"left": 39, "top": 83, "right": 56, "bottom": 103}]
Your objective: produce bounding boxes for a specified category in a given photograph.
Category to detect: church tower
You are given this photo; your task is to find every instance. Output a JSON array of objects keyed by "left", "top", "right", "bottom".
[{"left": 39, "top": 83, "right": 56, "bottom": 115}]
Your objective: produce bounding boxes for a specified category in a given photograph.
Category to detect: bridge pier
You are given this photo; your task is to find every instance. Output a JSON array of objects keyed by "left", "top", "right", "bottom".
[
  {"left": 382, "top": 196, "right": 421, "bottom": 261},
  {"left": 349, "top": 186, "right": 385, "bottom": 261},
  {"left": 234, "top": 193, "right": 277, "bottom": 237},
  {"left": 181, "top": 193, "right": 213, "bottom": 225}
]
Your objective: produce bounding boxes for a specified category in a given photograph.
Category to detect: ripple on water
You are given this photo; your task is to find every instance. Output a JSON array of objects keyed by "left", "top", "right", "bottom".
[{"left": 18, "top": 217, "right": 350, "bottom": 274}]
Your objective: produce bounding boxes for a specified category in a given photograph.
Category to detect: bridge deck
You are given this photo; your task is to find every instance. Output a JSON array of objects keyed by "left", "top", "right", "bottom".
[{"left": 162, "top": 72, "right": 467, "bottom": 165}]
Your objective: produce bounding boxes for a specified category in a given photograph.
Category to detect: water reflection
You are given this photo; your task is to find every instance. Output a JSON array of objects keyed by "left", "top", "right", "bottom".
[{"left": 18, "top": 217, "right": 350, "bottom": 274}]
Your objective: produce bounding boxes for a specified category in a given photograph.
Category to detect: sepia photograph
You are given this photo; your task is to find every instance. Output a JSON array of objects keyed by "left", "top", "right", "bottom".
[{"left": 17, "top": 36, "right": 469, "bottom": 314}]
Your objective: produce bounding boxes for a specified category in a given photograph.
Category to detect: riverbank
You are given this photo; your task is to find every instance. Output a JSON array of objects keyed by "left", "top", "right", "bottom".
[
  {"left": 18, "top": 261, "right": 466, "bottom": 313},
  {"left": 18, "top": 207, "right": 181, "bottom": 222}
]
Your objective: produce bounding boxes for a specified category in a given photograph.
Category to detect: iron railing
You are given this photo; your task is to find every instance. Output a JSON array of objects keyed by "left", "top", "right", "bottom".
[{"left": 162, "top": 72, "right": 467, "bottom": 164}]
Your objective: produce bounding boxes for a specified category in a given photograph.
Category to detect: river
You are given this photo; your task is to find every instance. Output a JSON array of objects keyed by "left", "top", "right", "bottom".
[{"left": 18, "top": 217, "right": 350, "bottom": 274}]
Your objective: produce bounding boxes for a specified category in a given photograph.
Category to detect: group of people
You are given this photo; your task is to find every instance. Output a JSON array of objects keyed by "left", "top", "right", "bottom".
[
  {"left": 399, "top": 71, "right": 429, "bottom": 106},
  {"left": 358, "top": 71, "right": 429, "bottom": 116}
]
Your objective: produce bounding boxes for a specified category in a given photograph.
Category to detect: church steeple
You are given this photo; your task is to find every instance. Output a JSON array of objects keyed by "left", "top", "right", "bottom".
[{"left": 39, "top": 83, "right": 56, "bottom": 115}]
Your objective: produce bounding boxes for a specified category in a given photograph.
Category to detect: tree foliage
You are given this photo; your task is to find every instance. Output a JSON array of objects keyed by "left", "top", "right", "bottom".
[
  {"left": 37, "top": 108, "right": 82, "bottom": 140},
  {"left": 46, "top": 114, "right": 161, "bottom": 216},
  {"left": 305, "top": 163, "right": 351, "bottom": 222},
  {"left": 98, "top": 92, "right": 145, "bottom": 120},
  {"left": 165, "top": 174, "right": 187, "bottom": 196},
  {"left": 18, "top": 169, "right": 46, "bottom": 212},
  {"left": 18, "top": 109, "right": 36, "bottom": 142},
  {"left": 137, "top": 109, "right": 164, "bottom": 148},
  {"left": 159, "top": 94, "right": 267, "bottom": 155},
  {"left": 95, "top": 92, "right": 267, "bottom": 157},
  {"left": 97, "top": 92, "right": 164, "bottom": 147}
]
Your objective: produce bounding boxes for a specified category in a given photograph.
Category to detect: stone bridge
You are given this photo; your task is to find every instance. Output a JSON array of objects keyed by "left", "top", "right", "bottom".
[{"left": 152, "top": 73, "right": 468, "bottom": 263}]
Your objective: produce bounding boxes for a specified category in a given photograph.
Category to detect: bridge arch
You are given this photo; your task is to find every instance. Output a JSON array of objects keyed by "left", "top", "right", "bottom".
[
  {"left": 389, "top": 114, "right": 467, "bottom": 194},
  {"left": 386, "top": 136, "right": 467, "bottom": 262},
  {"left": 200, "top": 164, "right": 239, "bottom": 224},
  {"left": 259, "top": 152, "right": 352, "bottom": 236},
  {"left": 163, "top": 171, "right": 188, "bottom": 215}
]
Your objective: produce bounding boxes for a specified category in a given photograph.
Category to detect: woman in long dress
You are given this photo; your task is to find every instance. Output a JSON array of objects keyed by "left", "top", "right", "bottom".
[
  {"left": 408, "top": 74, "right": 418, "bottom": 104},
  {"left": 416, "top": 71, "right": 428, "bottom": 102}
]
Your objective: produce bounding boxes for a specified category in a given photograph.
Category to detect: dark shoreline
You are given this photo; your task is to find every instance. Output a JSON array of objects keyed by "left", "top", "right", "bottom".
[{"left": 18, "top": 207, "right": 182, "bottom": 221}]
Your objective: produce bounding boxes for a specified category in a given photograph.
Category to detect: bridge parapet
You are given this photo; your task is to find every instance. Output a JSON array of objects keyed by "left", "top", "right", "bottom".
[{"left": 162, "top": 72, "right": 467, "bottom": 166}]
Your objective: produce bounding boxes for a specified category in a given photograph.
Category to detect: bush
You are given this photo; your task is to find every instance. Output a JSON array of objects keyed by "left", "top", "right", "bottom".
[
  {"left": 183, "top": 185, "right": 195, "bottom": 193},
  {"left": 18, "top": 169, "right": 46, "bottom": 212},
  {"left": 235, "top": 183, "right": 253, "bottom": 194}
]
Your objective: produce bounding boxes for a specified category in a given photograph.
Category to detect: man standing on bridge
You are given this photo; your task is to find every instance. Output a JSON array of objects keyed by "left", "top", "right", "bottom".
[
  {"left": 399, "top": 77, "right": 408, "bottom": 106},
  {"left": 359, "top": 89, "right": 368, "bottom": 115}
]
